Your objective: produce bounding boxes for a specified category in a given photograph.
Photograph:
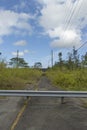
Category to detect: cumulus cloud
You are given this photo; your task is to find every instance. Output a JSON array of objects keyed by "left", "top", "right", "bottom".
[
  {"left": 0, "top": 9, "right": 33, "bottom": 37},
  {"left": 14, "top": 40, "right": 27, "bottom": 46},
  {"left": 37, "top": 0, "right": 87, "bottom": 48},
  {"left": 50, "top": 27, "right": 81, "bottom": 48}
]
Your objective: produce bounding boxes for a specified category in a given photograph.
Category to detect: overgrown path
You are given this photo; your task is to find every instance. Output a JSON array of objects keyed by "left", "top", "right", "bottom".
[{"left": 14, "top": 76, "right": 87, "bottom": 130}]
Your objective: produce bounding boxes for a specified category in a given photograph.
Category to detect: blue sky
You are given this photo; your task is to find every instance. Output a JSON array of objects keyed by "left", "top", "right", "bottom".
[{"left": 0, "top": 0, "right": 87, "bottom": 68}]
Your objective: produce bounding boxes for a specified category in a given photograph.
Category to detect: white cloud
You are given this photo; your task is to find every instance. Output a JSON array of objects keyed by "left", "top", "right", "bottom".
[
  {"left": 37, "top": 0, "right": 66, "bottom": 5},
  {"left": 12, "top": 49, "right": 30, "bottom": 57},
  {"left": 37, "top": 0, "right": 87, "bottom": 48},
  {"left": 50, "top": 27, "right": 81, "bottom": 48},
  {"left": 12, "top": 51, "right": 24, "bottom": 57},
  {"left": 14, "top": 40, "right": 27, "bottom": 46},
  {"left": 0, "top": 9, "right": 33, "bottom": 37}
]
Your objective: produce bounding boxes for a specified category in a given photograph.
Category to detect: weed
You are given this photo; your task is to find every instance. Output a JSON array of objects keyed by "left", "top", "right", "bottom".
[
  {"left": 0, "top": 68, "right": 42, "bottom": 90},
  {"left": 46, "top": 68, "right": 87, "bottom": 90}
]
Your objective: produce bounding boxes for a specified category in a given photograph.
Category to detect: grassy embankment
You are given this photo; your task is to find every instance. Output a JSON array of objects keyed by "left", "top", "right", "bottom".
[
  {"left": 46, "top": 68, "right": 87, "bottom": 90},
  {"left": 0, "top": 68, "right": 42, "bottom": 90}
]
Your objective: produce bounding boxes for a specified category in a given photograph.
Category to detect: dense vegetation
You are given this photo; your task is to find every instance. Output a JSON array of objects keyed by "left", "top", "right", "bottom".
[
  {"left": 46, "top": 67, "right": 87, "bottom": 90},
  {"left": 0, "top": 46, "right": 87, "bottom": 90},
  {"left": 46, "top": 46, "right": 87, "bottom": 90},
  {"left": 0, "top": 66, "right": 42, "bottom": 90},
  {"left": 0, "top": 56, "right": 42, "bottom": 90}
]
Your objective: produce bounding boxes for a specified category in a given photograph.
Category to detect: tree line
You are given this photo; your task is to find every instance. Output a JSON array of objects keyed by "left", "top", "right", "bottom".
[
  {"left": 0, "top": 56, "right": 42, "bottom": 69},
  {"left": 0, "top": 46, "right": 86, "bottom": 69},
  {"left": 9, "top": 57, "right": 42, "bottom": 68},
  {"left": 54, "top": 46, "right": 87, "bottom": 70}
]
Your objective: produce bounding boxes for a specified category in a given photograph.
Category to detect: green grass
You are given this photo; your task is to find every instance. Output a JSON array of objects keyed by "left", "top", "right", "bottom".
[
  {"left": 46, "top": 68, "right": 87, "bottom": 90},
  {"left": 0, "top": 68, "right": 42, "bottom": 90}
]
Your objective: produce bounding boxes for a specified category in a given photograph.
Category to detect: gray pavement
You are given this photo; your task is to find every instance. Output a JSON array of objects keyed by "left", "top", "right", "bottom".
[
  {"left": 0, "top": 97, "right": 23, "bottom": 130},
  {"left": 14, "top": 76, "right": 87, "bottom": 130},
  {"left": 15, "top": 97, "right": 87, "bottom": 130}
]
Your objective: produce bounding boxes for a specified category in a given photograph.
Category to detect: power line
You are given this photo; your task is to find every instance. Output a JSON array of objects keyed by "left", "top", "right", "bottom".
[
  {"left": 58, "top": 0, "right": 82, "bottom": 55},
  {"left": 61, "top": 0, "right": 84, "bottom": 55},
  {"left": 77, "top": 41, "right": 87, "bottom": 51},
  {"left": 65, "top": 0, "right": 84, "bottom": 33},
  {"left": 63, "top": 0, "right": 80, "bottom": 32},
  {"left": 63, "top": 1, "right": 74, "bottom": 31}
]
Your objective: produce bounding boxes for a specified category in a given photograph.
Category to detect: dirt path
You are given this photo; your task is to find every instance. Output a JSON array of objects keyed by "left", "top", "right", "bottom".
[{"left": 14, "top": 76, "right": 87, "bottom": 130}]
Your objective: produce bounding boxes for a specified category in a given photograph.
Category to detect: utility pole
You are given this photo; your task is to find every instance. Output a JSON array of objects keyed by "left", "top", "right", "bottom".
[
  {"left": 17, "top": 50, "right": 19, "bottom": 68},
  {"left": 51, "top": 50, "right": 53, "bottom": 68}
]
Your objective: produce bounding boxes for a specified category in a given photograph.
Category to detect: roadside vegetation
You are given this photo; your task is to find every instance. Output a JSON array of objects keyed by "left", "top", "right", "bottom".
[
  {"left": 0, "top": 61, "right": 42, "bottom": 89},
  {"left": 47, "top": 47, "right": 87, "bottom": 90},
  {"left": 47, "top": 68, "right": 87, "bottom": 90},
  {"left": 0, "top": 46, "right": 87, "bottom": 91}
]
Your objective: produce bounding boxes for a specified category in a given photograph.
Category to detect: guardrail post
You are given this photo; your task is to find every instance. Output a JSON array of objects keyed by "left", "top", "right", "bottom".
[
  {"left": 26, "top": 96, "right": 29, "bottom": 99},
  {"left": 61, "top": 97, "right": 64, "bottom": 104},
  {"left": 24, "top": 96, "right": 29, "bottom": 100}
]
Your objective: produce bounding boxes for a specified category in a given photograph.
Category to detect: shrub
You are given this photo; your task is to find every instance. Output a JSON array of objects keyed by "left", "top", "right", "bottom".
[
  {"left": 0, "top": 68, "right": 42, "bottom": 89},
  {"left": 46, "top": 68, "right": 87, "bottom": 90}
]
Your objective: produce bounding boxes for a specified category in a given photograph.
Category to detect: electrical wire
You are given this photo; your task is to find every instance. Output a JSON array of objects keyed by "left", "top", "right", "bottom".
[
  {"left": 77, "top": 41, "right": 87, "bottom": 51},
  {"left": 57, "top": 0, "right": 81, "bottom": 55},
  {"left": 69, "top": 0, "right": 84, "bottom": 29},
  {"left": 63, "top": 0, "right": 80, "bottom": 32},
  {"left": 63, "top": 1, "right": 74, "bottom": 31},
  {"left": 61, "top": 0, "right": 84, "bottom": 55}
]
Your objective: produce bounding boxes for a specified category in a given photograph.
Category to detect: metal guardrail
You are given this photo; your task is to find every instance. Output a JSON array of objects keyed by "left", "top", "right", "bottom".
[
  {"left": 0, "top": 90, "right": 87, "bottom": 97},
  {"left": 1, "top": 90, "right": 87, "bottom": 104}
]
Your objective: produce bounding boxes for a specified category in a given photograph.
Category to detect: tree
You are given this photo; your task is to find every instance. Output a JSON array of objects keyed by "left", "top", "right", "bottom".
[
  {"left": 0, "top": 59, "right": 7, "bottom": 69},
  {"left": 81, "top": 52, "right": 87, "bottom": 67},
  {"left": 34, "top": 62, "right": 42, "bottom": 69},
  {"left": 58, "top": 52, "right": 62, "bottom": 62},
  {"left": 84, "top": 52, "right": 87, "bottom": 65},
  {"left": 9, "top": 57, "right": 29, "bottom": 68},
  {"left": 58, "top": 52, "right": 63, "bottom": 69},
  {"left": 72, "top": 46, "right": 79, "bottom": 68},
  {"left": 66, "top": 52, "right": 73, "bottom": 70}
]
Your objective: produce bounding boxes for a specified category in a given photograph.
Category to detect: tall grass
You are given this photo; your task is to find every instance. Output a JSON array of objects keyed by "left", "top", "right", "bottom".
[
  {"left": 46, "top": 68, "right": 87, "bottom": 90},
  {"left": 0, "top": 68, "right": 42, "bottom": 90}
]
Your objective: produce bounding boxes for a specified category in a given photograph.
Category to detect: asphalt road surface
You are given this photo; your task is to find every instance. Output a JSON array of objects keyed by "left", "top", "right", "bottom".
[
  {"left": 14, "top": 76, "right": 87, "bottom": 130},
  {"left": 0, "top": 97, "right": 22, "bottom": 130}
]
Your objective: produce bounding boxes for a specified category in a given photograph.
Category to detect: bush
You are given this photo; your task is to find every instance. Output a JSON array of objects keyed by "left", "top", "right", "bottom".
[
  {"left": 46, "top": 68, "right": 87, "bottom": 90},
  {"left": 0, "top": 68, "right": 42, "bottom": 89}
]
